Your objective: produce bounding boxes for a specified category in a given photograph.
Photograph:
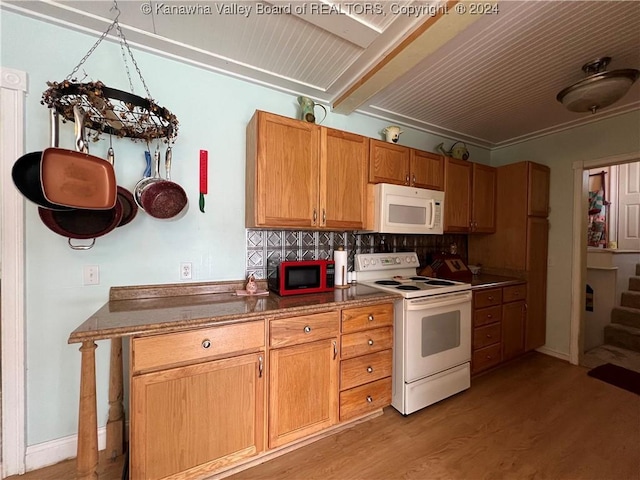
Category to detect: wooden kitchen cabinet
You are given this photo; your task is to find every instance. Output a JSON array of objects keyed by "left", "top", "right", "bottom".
[
  {"left": 471, "top": 163, "right": 497, "bottom": 233},
  {"left": 468, "top": 161, "right": 550, "bottom": 352},
  {"left": 444, "top": 158, "right": 496, "bottom": 233},
  {"left": 268, "top": 311, "right": 340, "bottom": 448},
  {"left": 411, "top": 149, "right": 445, "bottom": 190},
  {"left": 471, "top": 288, "right": 502, "bottom": 374},
  {"left": 246, "top": 110, "right": 368, "bottom": 229},
  {"left": 369, "top": 140, "right": 444, "bottom": 190},
  {"left": 472, "top": 282, "right": 527, "bottom": 375},
  {"left": 502, "top": 285, "right": 527, "bottom": 361},
  {"left": 444, "top": 157, "right": 472, "bottom": 232},
  {"left": 321, "top": 126, "right": 369, "bottom": 229},
  {"left": 130, "top": 321, "right": 265, "bottom": 480},
  {"left": 339, "top": 303, "right": 393, "bottom": 421}
]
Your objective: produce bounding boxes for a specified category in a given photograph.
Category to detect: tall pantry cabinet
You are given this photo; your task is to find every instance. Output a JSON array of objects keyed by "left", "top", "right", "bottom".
[{"left": 468, "top": 161, "right": 550, "bottom": 352}]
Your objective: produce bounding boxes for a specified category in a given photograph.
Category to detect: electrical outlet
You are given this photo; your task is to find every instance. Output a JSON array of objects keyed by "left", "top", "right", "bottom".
[
  {"left": 83, "top": 265, "right": 100, "bottom": 285},
  {"left": 180, "top": 262, "right": 192, "bottom": 280}
]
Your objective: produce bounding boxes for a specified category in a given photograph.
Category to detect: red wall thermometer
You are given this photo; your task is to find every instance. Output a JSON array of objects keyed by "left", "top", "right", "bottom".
[{"left": 199, "top": 150, "right": 208, "bottom": 213}]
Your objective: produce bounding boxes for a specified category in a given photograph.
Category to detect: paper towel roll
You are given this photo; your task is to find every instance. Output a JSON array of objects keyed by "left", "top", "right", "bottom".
[{"left": 334, "top": 248, "right": 348, "bottom": 288}]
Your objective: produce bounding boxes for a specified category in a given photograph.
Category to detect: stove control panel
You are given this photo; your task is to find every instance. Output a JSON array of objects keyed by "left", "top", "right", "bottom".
[{"left": 355, "top": 252, "right": 419, "bottom": 272}]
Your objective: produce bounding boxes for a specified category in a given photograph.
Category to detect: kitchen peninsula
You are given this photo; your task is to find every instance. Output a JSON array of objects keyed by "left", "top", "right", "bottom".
[{"left": 68, "top": 280, "right": 399, "bottom": 480}]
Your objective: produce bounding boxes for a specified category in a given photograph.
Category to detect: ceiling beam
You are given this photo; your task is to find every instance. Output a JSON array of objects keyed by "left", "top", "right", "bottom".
[{"left": 332, "top": 0, "right": 492, "bottom": 114}]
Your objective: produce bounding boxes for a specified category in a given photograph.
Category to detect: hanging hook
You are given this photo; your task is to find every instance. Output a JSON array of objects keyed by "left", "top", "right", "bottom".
[{"left": 110, "top": 0, "right": 122, "bottom": 22}]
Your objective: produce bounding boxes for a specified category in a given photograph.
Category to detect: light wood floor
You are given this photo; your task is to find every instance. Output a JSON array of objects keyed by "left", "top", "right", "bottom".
[{"left": 9, "top": 353, "right": 640, "bottom": 480}]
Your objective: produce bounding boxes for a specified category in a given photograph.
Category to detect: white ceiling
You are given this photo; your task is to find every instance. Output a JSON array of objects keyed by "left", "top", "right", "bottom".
[{"left": 4, "top": 0, "right": 640, "bottom": 148}]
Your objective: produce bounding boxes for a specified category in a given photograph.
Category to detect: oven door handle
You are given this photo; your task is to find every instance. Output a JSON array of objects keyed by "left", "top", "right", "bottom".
[{"left": 406, "top": 292, "right": 471, "bottom": 310}]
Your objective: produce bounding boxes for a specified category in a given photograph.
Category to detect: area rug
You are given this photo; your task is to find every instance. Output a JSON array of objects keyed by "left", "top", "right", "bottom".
[{"left": 587, "top": 363, "right": 640, "bottom": 395}]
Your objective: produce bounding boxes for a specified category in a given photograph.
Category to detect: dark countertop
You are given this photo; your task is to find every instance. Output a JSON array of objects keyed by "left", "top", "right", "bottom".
[
  {"left": 470, "top": 273, "right": 525, "bottom": 289},
  {"left": 68, "top": 281, "right": 400, "bottom": 344}
]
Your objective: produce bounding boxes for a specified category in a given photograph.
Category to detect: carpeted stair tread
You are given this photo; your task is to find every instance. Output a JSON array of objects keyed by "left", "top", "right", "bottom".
[
  {"left": 621, "top": 291, "right": 640, "bottom": 309},
  {"left": 604, "top": 323, "right": 640, "bottom": 353},
  {"left": 629, "top": 276, "right": 640, "bottom": 292},
  {"left": 612, "top": 306, "right": 640, "bottom": 329}
]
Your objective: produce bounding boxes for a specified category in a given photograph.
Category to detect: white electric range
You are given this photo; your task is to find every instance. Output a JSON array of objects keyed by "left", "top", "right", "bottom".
[{"left": 355, "top": 252, "right": 472, "bottom": 415}]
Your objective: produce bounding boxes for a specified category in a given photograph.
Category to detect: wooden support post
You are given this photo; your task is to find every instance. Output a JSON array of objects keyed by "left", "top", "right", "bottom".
[
  {"left": 106, "top": 337, "right": 125, "bottom": 459},
  {"left": 77, "top": 341, "right": 98, "bottom": 480}
]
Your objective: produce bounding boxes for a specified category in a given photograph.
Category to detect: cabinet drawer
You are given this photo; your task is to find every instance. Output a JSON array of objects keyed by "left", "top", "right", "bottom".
[
  {"left": 341, "top": 303, "right": 393, "bottom": 333},
  {"left": 472, "top": 343, "right": 502, "bottom": 374},
  {"left": 339, "top": 377, "right": 392, "bottom": 421},
  {"left": 473, "top": 323, "right": 502, "bottom": 349},
  {"left": 270, "top": 311, "right": 339, "bottom": 348},
  {"left": 341, "top": 326, "right": 393, "bottom": 359},
  {"left": 503, "top": 284, "right": 526, "bottom": 303},
  {"left": 340, "top": 349, "right": 392, "bottom": 391},
  {"left": 132, "top": 321, "right": 264, "bottom": 373},
  {"left": 473, "top": 305, "right": 502, "bottom": 327},
  {"left": 474, "top": 288, "right": 502, "bottom": 309}
]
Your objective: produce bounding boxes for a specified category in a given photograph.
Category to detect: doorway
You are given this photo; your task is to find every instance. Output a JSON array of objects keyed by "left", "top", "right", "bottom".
[{"left": 570, "top": 155, "right": 640, "bottom": 373}]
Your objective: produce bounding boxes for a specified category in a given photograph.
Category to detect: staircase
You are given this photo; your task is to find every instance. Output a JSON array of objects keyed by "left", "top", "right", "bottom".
[{"left": 604, "top": 263, "right": 640, "bottom": 352}]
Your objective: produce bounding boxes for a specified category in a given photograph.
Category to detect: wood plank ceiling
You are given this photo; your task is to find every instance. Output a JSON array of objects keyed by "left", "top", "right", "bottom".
[{"left": 3, "top": 0, "right": 640, "bottom": 148}]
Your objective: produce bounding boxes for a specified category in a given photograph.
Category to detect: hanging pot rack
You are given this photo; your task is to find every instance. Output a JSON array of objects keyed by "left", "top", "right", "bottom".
[{"left": 40, "top": 1, "right": 178, "bottom": 143}]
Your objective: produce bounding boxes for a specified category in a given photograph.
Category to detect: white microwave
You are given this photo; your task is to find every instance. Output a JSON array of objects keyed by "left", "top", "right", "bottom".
[{"left": 373, "top": 183, "right": 444, "bottom": 234}]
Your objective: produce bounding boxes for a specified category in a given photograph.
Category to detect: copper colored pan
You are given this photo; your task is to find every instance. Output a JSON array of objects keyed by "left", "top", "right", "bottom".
[
  {"left": 140, "top": 146, "right": 188, "bottom": 219},
  {"left": 40, "top": 106, "right": 117, "bottom": 210}
]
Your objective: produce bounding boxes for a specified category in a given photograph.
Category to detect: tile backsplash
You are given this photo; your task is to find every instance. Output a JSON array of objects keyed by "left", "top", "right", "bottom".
[{"left": 246, "top": 229, "right": 467, "bottom": 279}]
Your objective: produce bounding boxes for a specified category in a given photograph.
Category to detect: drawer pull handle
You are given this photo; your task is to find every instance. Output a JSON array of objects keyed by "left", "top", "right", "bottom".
[
  {"left": 368, "top": 314, "right": 374, "bottom": 322},
  {"left": 367, "top": 366, "right": 373, "bottom": 373},
  {"left": 486, "top": 355, "right": 492, "bottom": 360},
  {"left": 487, "top": 314, "right": 492, "bottom": 319},
  {"left": 368, "top": 339, "right": 374, "bottom": 346},
  {"left": 366, "top": 395, "right": 373, "bottom": 403},
  {"left": 201, "top": 339, "right": 212, "bottom": 349},
  {"left": 258, "top": 355, "right": 263, "bottom": 378},
  {"left": 488, "top": 296, "right": 494, "bottom": 301},
  {"left": 486, "top": 334, "right": 492, "bottom": 338},
  {"left": 333, "top": 340, "right": 337, "bottom": 360},
  {"left": 303, "top": 325, "right": 312, "bottom": 334}
]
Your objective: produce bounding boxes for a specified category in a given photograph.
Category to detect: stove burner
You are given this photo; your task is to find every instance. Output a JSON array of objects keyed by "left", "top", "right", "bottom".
[
  {"left": 376, "top": 280, "right": 401, "bottom": 286},
  {"left": 397, "top": 285, "right": 421, "bottom": 290},
  {"left": 423, "top": 280, "right": 456, "bottom": 286}
]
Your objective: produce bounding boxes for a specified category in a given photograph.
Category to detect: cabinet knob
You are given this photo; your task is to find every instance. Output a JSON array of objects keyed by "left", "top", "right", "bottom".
[
  {"left": 366, "top": 395, "right": 373, "bottom": 403},
  {"left": 367, "top": 366, "right": 373, "bottom": 373},
  {"left": 312, "top": 208, "right": 317, "bottom": 224},
  {"left": 486, "top": 334, "right": 492, "bottom": 338},
  {"left": 486, "top": 355, "right": 492, "bottom": 360},
  {"left": 368, "top": 314, "right": 374, "bottom": 322},
  {"left": 412, "top": 174, "right": 416, "bottom": 185},
  {"left": 488, "top": 296, "right": 494, "bottom": 301},
  {"left": 487, "top": 314, "right": 492, "bottom": 319},
  {"left": 405, "top": 174, "right": 410, "bottom": 185},
  {"left": 368, "top": 339, "right": 374, "bottom": 346},
  {"left": 303, "top": 325, "right": 312, "bottom": 334},
  {"left": 201, "top": 339, "right": 211, "bottom": 349},
  {"left": 322, "top": 208, "right": 326, "bottom": 225}
]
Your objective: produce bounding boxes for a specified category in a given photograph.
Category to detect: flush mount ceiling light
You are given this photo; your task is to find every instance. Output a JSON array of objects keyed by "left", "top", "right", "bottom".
[{"left": 556, "top": 56, "right": 639, "bottom": 114}]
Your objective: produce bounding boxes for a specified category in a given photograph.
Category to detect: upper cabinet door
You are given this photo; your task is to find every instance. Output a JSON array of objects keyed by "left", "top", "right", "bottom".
[
  {"left": 471, "top": 163, "right": 497, "bottom": 233},
  {"left": 444, "top": 157, "right": 472, "bottom": 233},
  {"left": 320, "top": 128, "right": 369, "bottom": 230},
  {"left": 246, "top": 111, "right": 319, "bottom": 228},
  {"left": 527, "top": 162, "right": 550, "bottom": 217},
  {"left": 410, "top": 149, "right": 444, "bottom": 190},
  {"left": 368, "top": 139, "right": 410, "bottom": 185}
]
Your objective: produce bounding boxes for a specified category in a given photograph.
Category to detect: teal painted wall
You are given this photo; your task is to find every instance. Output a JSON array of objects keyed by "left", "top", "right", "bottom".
[{"left": 1, "top": 10, "right": 490, "bottom": 448}]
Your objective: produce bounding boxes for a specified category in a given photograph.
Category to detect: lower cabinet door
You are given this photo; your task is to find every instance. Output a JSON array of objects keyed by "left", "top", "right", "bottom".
[
  {"left": 269, "top": 338, "right": 339, "bottom": 448},
  {"left": 502, "top": 300, "right": 526, "bottom": 361},
  {"left": 131, "top": 352, "right": 264, "bottom": 480}
]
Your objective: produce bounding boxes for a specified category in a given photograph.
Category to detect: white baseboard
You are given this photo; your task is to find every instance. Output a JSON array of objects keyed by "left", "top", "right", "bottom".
[
  {"left": 25, "top": 427, "right": 107, "bottom": 472},
  {"left": 536, "top": 346, "right": 570, "bottom": 362}
]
